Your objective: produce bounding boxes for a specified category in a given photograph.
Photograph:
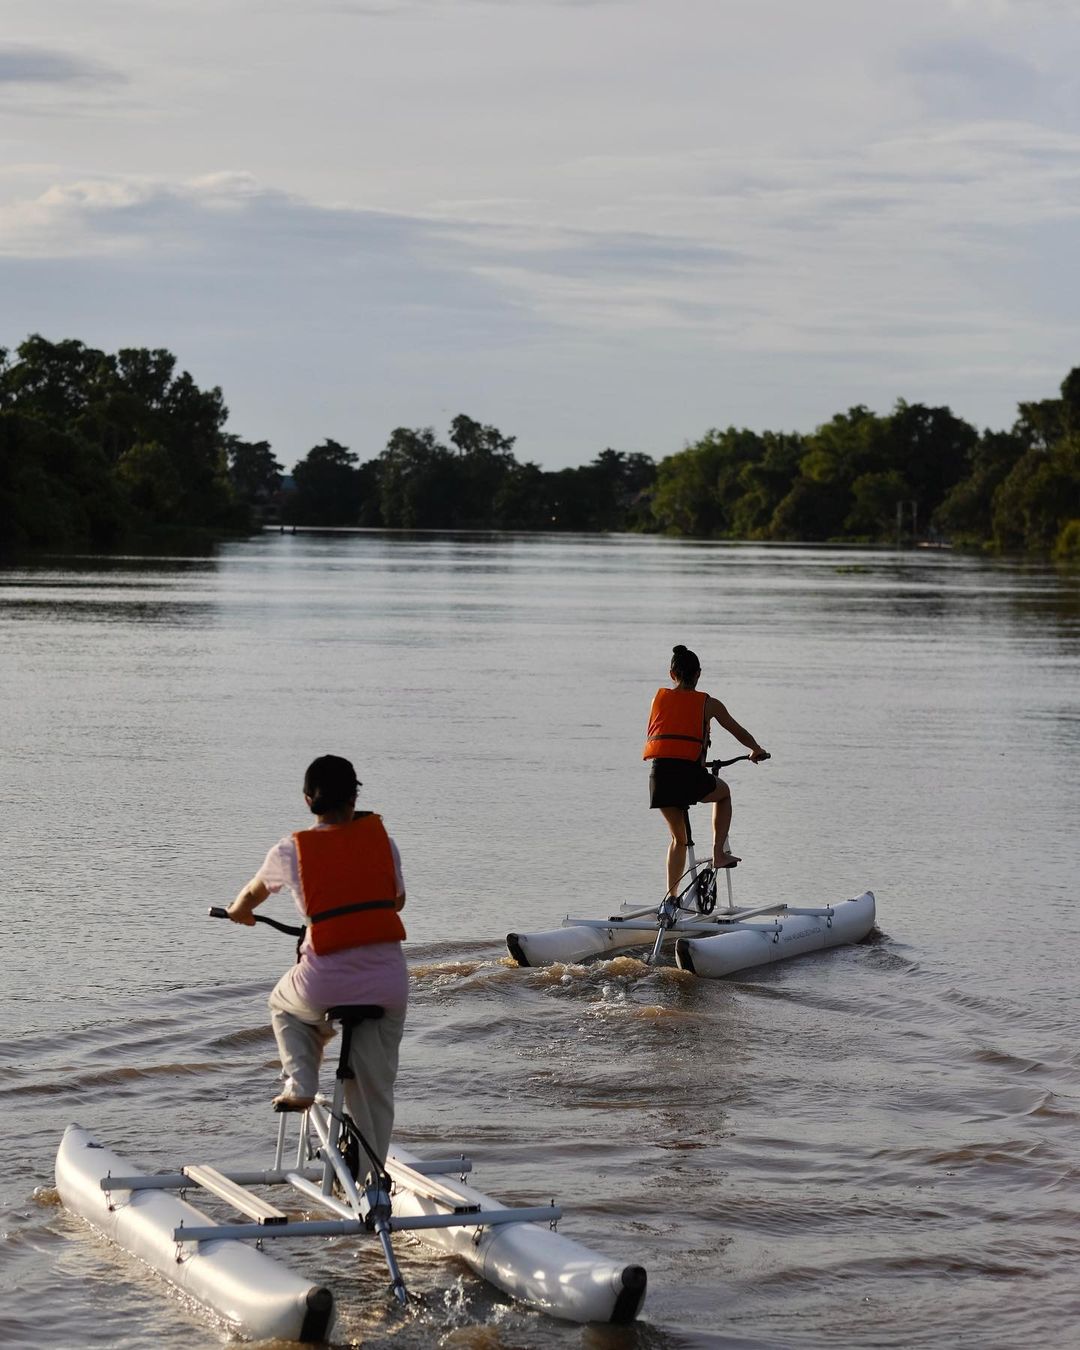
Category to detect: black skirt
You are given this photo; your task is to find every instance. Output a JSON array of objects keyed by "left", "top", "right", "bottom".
[{"left": 648, "top": 757, "right": 718, "bottom": 809}]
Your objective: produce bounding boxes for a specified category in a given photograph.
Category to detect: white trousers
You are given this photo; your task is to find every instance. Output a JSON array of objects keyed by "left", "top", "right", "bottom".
[{"left": 268, "top": 966, "right": 406, "bottom": 1165}]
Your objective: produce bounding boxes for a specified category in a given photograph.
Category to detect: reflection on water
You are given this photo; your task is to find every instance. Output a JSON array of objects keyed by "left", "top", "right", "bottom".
[{"left": 1, "top": 533, "right": 1079, "bottom": 1349}]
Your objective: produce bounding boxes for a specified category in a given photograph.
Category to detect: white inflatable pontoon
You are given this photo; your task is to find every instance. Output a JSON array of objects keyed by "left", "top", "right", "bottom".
[
  {"left": 508, "top": 762, "right": 875, "bottom": 977},
  {"left": 509, "top": 890, "right": 875, "bottom": 975},
  {"left": 387, "top": 1146, "right": 646, "bottom": 1323},
  {"left": 56, "top": 996, "right": 645, "bottom": 1341},
  {"left": 674, "top": 890, "right": 875, "bottom": 975},
  {"left": 56, "top": 1124, "right": 334, "bottom": 1342}
]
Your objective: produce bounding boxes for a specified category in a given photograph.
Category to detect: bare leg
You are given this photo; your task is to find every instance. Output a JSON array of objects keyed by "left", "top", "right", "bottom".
[
  {"left": 701, "top": 779, "right": 740, "bottom": 867},
  {"left": 658, "top": 806, "right": 688, "bottom": 896}
]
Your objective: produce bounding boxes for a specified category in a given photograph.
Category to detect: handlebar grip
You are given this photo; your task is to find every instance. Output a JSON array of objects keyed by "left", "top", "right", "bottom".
[
  {"left": 208, "top": 906, "right": 306, "bottom": 938},
  {"left": 706, "top": 752, "right": 771, "bottom": 770}
]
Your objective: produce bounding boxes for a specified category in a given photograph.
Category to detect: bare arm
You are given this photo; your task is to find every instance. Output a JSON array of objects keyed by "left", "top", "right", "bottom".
[
  {"left": 706, "top": 697, "right": 769, "bottom": 761},
  {"left": 390, "top": 836, "right": 406, "bottom": 911},
  {"left": 226, "top": 877, "right": 270, "bottom": 926}
]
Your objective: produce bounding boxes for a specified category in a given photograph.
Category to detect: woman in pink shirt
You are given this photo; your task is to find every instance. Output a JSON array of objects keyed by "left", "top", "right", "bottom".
[{"left": 226, "top": 755, "right": 407, "bottom": 1164}]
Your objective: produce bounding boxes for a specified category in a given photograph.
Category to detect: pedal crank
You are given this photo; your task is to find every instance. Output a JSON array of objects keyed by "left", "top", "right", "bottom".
[{"left": 692, "top": 866, "right": 717, "bottom": 915}]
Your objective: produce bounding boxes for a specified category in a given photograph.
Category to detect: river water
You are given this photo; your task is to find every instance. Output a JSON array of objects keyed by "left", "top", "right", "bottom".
[{"left": 2, "top": 532, "right": 1078, "bottom": 1350}]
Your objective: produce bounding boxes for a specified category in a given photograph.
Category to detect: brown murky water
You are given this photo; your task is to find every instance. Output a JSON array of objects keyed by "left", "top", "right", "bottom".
[{"left": 2, "top": 533, "right": 1079, "bottom": 1349}]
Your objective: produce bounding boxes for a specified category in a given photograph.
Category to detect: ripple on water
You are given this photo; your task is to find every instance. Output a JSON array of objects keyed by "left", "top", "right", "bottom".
[
  {"left": 204, "top": 1024, "right": 277, "bottom": 1051},
  {"left": 0, "top": 1061, "right": 231, "bottom": 1100}
]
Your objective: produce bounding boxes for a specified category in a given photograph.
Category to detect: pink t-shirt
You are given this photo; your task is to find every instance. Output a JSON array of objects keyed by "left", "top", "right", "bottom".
[{"left": 256, "top": 825, "right": 409, "bottom": 1012}]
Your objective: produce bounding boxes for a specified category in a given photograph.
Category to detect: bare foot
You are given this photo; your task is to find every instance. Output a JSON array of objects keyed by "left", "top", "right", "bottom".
[{"left": 713, "top": 850, "right": 741, "bottom": 869}]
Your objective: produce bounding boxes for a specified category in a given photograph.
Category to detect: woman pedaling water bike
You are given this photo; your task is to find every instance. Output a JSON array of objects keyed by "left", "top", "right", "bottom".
[
  {"left": 644, "top": 645, "right": 769, "bottom": 900},
  {"left": 225, "top": 754, "right": 407, "bottom": 1165}
]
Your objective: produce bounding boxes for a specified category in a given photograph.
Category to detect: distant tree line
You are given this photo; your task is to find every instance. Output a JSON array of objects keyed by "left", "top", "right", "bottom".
[
  {"left": 285, "top": 417, "right": 655, "bottom": 533},
  {"left": 651, "top": 382, "right": 1080, "bottom": 558},
  {"left": 0, "top": 336, "right": 245, "bottom": 549},
  {"left": 1, "top": 334, "right": 1078, "bottom": 558}
]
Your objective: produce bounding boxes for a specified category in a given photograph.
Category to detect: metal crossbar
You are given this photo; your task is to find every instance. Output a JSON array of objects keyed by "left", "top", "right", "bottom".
[
  {"left": 566, "top": 916, "right": 786, "bottom": 935},
  {"left": 100, "top": 1166, "right": 321, "bottom": 1192},
  {"left": 567, "top": 901, "right": 789, "bottom": 931},
  {"left": 174, "top": 1205, "right": 562, "bottom": 1244}
]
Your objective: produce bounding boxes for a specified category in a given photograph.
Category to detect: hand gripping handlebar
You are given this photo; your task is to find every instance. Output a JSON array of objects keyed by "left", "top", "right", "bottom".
[{"left": 208, "top": 906, "right": 305, "bottom": 938}]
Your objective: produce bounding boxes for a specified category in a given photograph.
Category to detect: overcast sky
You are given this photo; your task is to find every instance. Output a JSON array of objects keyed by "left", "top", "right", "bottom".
[{"left": 2, "top": 0, "right": 1078, "bottom": 468}]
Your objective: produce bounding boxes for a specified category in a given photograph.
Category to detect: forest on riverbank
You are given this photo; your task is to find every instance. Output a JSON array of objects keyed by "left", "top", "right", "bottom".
[{"left": 2, "top": 334, "right": 1079, "bottom": 557}]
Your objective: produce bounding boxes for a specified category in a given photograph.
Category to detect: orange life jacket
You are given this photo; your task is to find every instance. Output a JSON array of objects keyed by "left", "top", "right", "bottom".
[
  {"left": 642, "top": 687, "right": 710, "bottom": 762},
  {"left": 294, "top": 812, "right": 406, "bottom": 955}
]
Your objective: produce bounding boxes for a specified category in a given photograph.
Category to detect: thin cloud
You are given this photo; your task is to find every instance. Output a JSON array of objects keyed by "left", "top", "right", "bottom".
[
  {"left": 946, "top": 0, "right": 1073, "bottom": 12},
  {"left": 2, "top": 0, "right": 1080, "bottom": 459},
  {"left": 4, "top": 139, "right": 1080, "bottom": 355},
  {"left": 0, "top": 172, "right": 458, "bottom": 260},
  {"left": 898, "top": 38, "right": 1052, "bottom": 121},
  {"left": 0, "top": 45, "right": 122, "bottom": 86},
  {"left": 322, "top": 0, "right": 618, "bottom": 12}
]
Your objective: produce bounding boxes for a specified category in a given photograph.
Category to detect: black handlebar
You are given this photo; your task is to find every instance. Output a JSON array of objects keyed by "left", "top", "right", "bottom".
[
  {"left": 706, "top": 752, "right": 770, "bottom": 770},
  {"left": 208, "top": 906, "right": 305, "bottom": 938}
]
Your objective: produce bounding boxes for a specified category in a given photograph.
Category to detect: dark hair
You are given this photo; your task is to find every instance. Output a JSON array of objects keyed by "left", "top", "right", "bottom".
[
  {"left": 303, "top": 754, "right": 361, "bottom": 814},
  {"left": 670, "top": 644, "right": 701, "bottom": 682}
]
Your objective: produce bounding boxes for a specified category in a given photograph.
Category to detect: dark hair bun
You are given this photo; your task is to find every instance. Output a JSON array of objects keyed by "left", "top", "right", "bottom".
[
  {"left": 669, "top": 645, "right": 701, "bottom": 680},
  {"left": 303, "top": 754, "right": 361, "bottom": 814}
]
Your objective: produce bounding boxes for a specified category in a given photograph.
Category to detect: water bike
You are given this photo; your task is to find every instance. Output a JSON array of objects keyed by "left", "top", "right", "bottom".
[
  {"left": 507, "top": 755, "right": 876, "bottom": 976},
  {"left": 55, "top": 910, "right": 646, "bottom": 1342}
]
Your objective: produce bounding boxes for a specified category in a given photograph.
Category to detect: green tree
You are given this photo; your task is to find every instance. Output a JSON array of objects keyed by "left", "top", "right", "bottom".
[
  {"left": 651, "top": 429, "right": 763, "bottom": 537},
  {"left": 1054, "top": 519, "right": 1080, "bottom": 562},
  {"left": 879, "top": 401, "right": 977, "bottom": 519},
  {"left": 767, "top": 407, "right": 880, "bottom": 540},
  {"left": 545, "top": 465, "right": 597, "bottom": 530},
  {"left": 448, "top": 413, "right": 516, "bottom": 460},
  {"left": 115, "top": 441, "right": 184, "bottom": 524},
  {"left": 447, "top": 414, "right": 518, "bottom": 526},
  {"left": 289, "top": 439, "right": 362, "bottom": 525},
  {"left": 980, "top": 367, "right": 1080, "bottom": 551},
  {"left": 377, "top": 427, "right": 460, "bottom": 528},
  {"left": 1061, "top": 367, "right": 1080, "bottom": 434},
  {"left": 845, "top": 469, "right": 911, "bottom": 537},
  {"left": 1013, "top": 397, "right": 1064, "bottom": 451},
  {"left": 544, "top": 449, "right": 656, "bottom": 532},
  {"left": 768, "top": 477, "right": 849, "bottom": 541},
  {"left": 156, "top": 368, "right": 232, "bottom": 522},
  {"left": 588, "top": 449, "right": 656, "bottom": 531},
  {"left": 0, "top": 334, "right": 235, "bottom": 530},
  {"left": 933, "top": 430, "right": 1026, "bottom": 544},
  {"left": 0, "top": 335, "right": 113, "bottom": 425},
  {"left": 992, "top": 436, "right": 1080, "bottom": 551},
  {"left": 763, "top": 402, "right": 974, "bottom": 542},
  {"left": 227, "top": 437, "right": 283, "bottom": 506},
  {"left": 730, "top": 432, "right": 805, "bottom": 538},
  {"left": 492, "top": 460, "right": 553, "bottom": 528},
  {"left": 0, "top": 410, "right": 124, "bottom": 549},
  {"left": 354, "top": 459, "right": 383, "bottom": 527}
]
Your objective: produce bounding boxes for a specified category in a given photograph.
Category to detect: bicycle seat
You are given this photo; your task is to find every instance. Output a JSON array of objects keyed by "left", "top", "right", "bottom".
[{"left": 326, "top": 1004, "right": 385, "bottom": 1026}]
